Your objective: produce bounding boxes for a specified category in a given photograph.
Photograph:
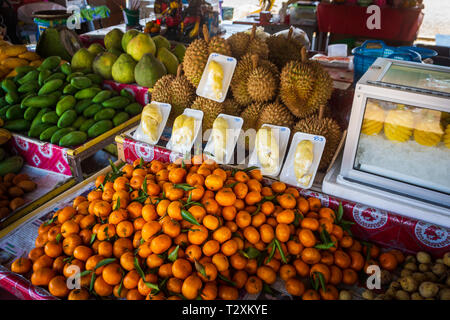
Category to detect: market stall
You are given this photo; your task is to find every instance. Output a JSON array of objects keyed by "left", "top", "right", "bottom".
[{"left": 0, "top": 0, "right": 448, "bottom": 303}]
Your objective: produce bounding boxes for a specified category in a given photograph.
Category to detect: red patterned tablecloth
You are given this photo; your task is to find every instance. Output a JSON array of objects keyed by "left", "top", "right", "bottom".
[{"left": 102, "top": 80, "right": 150, "bottom": 107}]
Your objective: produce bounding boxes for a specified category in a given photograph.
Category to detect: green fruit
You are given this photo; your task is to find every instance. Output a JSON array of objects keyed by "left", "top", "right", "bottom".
[
  {"left": 42, "top": 111, "right": 59, "bottom": 124},
  {"left": 104, "top": 28, "right": 124, "bottom": 52},
  {"left": 0, "top": 155, "right": 24, "bottom": 176},
  {"left": 157, "top": 47, "right": 179, "bottom": 75},
  {"left": 24, "top": 107, "right": 40, "bottom": 121},
  {"left": 0, "top": 105, "right": 9, "bottom": 120},
  {"left": 87, "top": 120, "right": 113, "bottom": 138},
  {"left": 120, "top": 89, "right": 135, "bottom": 102},
  {"left": 56, "top": 95, "right": 77, "bottom": 116},
  {"left": 59, "top": 131, "right": 88, "bottom": 147},
  {"left": 15, "top": 66, "right": 35, "bottom": 75},
  {"left": 36, "top": 28, "right": 73, "bottom": 61},
  {"left": 122, "top": 29, "right": 140, "bottom": 52},
  {"left": 102, "top": 96, "right": 129, "bottom": 109},
  {"left": 72, "top": 115, "right": 86, "bottom": 129},
  {"left": 112, "top": 112, "right": 130, "bottom": 126},
  {"left": 2, "top": 79, "right": 16, "bottom": 93},
  {"left": 66, "top": 72, "right": 84, "bottom": 83},
  {"left": 126, "top": 33, "right": 156, "bottom": 61},
  {"left": 87, "top": 43, "right": 105, "bottom": 56},
  {"left": 17, "top": 81, "right": 39, "bottom": 94},
  {"left": 17, "top": 70, "right": 39, "bottom": 85},
  {"left": 6, "top": 105, "right": 23, "bottom": 120},
  {"left": 4, "top": 119, "right": 31, "bottom": 132},
  {"left": 60, "top": 63, "right": 72, "bottom": 75},
  {"left": 23, "top": 94, "right": 58, "bottom": 108},
  {"left": 92, "top": 52, "right": 118, "bottom": 80},
  {"left": 94, "top": 108, "right": 116, "bottom": 121},
  {"left": 31, "top": 108, "right": 50, "bottom": 127},
  {"left": 71, "top": 48, "right": 95, "bottom": 72},
  {"left": 152, "top": 35, "right": 171, "bottom": 51},
  {"left": 74, "top": 99, "right": 92, "bottom": 114},
  {"left": 0, "top": 97, "right": 7, "bottom": 108},
  {"left": 63, "top": 83, "right": 78, "bottom": 95},
  {"left": 85, "top": 73, "right": 103, "bottom": 85},
  {"left": 125, "top": 103, "right": 143, "bottom": 116},
  {"left": 5, "top": 91, "right": 20, "bottom": 104},
  {"left": 79, "top": 118, "right": 96, "bottom": 132},
  {"left": 92, "top": 90, "right": 113, "bottom": 104},
  {"left": 44, "top": 72, "right": 66, "bottom": 83},
  {"left": 111, "top": 53, "right": 137, "bottom": 84},
  {"left": 40, "top": 126, "right": 60, "bottom": 141},
  {"left": 50, "top": 127, "right": 75, "bottom": 145},
  {"left": 83, "top": 104, "right": 102, "bottom": 118},
  {"left": 57, "top": 109, "right": 77, "bottom": 128},
  {"left": 28, "top": 123, "right": 53, "bottom": 138},
  {"left": 172, "top": 44, "right": 186, "bottom": 63},
  {"left": 38, "top": 79, "right": 63, "bottom": 95},
  {"left": 74, "top": 87, "right": 101, "bottom": 99},
  {"left": 38, "top": 69, "right": 51, "bottom": 86},
  {"left": 38, "top": 56, "right": 61, "bottom": 71},
  {"left": 134, "top": 53, "right": 167, "bottom": 88},
  {"left": 70, "top": 76, "right": 92, "bottom": 89}
]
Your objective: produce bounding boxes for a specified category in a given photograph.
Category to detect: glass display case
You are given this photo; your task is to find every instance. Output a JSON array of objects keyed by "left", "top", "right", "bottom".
[{"left": 337, "top": 58, "right": 450, "bottom": 216}]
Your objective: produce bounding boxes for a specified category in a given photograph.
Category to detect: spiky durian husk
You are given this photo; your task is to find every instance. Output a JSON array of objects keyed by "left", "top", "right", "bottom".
[
  {"left": 208, "top": 36, "right": 232, "bottom": 56},
  {"left": 267, "top": 35, "right": 303, "bottom": 69},
  {"left": 223, "top": 98, "right": 243, "bottom": 116},
  {"left": 151, "top": 74, "right": 175, "bottom": 104},
  {"left": 247, "top": 38, "right": 269, "bottom": 60},
  {"left": 230, "top": 54, "right": 254, "bottom": 106},
  {"left": 294, "top": 115, "right": 342, "bottom": 170},
  {"left": 227, "top": 32, "right": 250, "bottom": 59},
  {"left": 191, "top": 96, "right": 226, "bottom": 131},
  {"left": 303, "top": 62, "right": 333, "bottom": 114},
  {"left": 256, "top": 102, "right": 295, "bottom": 129},
  {"left": 240, "top": 102, "right": 266, "bottom": 132},
  {"left": 182, "top": 39, "right": 209, "bottom": 87},
  {"left": 247, "top": 67, "right": 278, "bottom": 103},
  {"left": 258, "top": 60, "right": 279, "bottom": 78},
  {"left": 170, "top": 75, "right": 196, "bottom": 121}
]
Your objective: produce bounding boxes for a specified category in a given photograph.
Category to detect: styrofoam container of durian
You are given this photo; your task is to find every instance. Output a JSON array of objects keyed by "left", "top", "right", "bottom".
[
  {"left": 203, "top": 114, "right": 244, "bottom": 165},
  {"left": 196, "top": 53, "right": 237, "bottom": 103},
  {"left": 166, "top": 108, "right": 204, "bottom": 156},
  {"left": 279, "top": 132, "right": 326, "bottom": 190},
  {"left": 248, "top": 124, "right": 291, "bottom": 178},
  {"left": 133, "top": 101, "right": 172, "bottom": 145}
]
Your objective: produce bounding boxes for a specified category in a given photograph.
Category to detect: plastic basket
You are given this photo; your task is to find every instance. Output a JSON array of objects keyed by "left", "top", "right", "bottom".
[
  {"left": 399, "top": 46, "right": 438, "bottom": 59},
  {"left": 352, "top": 40, "right": 422, "bottom": 83}
]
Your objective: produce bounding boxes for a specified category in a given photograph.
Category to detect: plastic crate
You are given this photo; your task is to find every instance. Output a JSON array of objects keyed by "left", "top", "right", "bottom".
[{"left": 352, "top": 40, "right": 422, "bottom": 83}]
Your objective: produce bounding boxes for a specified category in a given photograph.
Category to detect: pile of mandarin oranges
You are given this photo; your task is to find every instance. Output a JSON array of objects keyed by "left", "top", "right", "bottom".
[{"left": 9, "top": 155, "right": 403, "bottom": 300}]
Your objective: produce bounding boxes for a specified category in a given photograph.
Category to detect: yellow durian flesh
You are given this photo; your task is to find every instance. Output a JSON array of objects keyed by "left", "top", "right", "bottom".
[
  {"left": 172, "top": 115, "right": 195, "bottom": 153},
  {"left": 256, "top": 127, "right": 279, "bottom": 175},
  {"left": 206, "top": 60, "right": 224, "bottom": 100},
  {"left": 294, "top": 140, "right": 314, "bottom": 187},
  {"left": 141, "top": 104, "right": 163, "bottom": 143},
  {"left": 211, "top": 117, "right": 228, "bottom": 163},
  {"left": 384, "top": 108, "right": 414, "bottom": 143},
  {"left": 361, "top": 100, "right": 385, "bottom": 136}
]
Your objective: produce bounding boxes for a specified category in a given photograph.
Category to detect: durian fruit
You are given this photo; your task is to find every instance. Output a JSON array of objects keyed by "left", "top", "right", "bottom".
[
  {"left": 256, "top": 100, "right": 295, "bottom": 130},
  {"left": 280, "top": 47, "right": 333, "bottom": 118},
  {"left": 191, "top": 96, "right": 226, "bottom": 131},
  {"left": 227, "top": 32, "right": 250, "bottom": 59},
  {"left": 294, "top": 140, "right": 314, "bottom": 187},
  {"left": 255, "top": 126, "right": 280, "bottom": 175},
  {"left": 267, "top": 28, "right": 303, "bottom": 69},
  {"left": 230, "top": 53, "right": 255, "bottom": 106},
  {"left": 183, "top": 25, "right": 231, "bottom": 87},
  {"left": 247, "top": 55, "right": 278, "bottom": 103},
  {"left": 151, "top": 65, "right": 195, "bottom": 122},
  {"left": 205, "top": 60, "right": 225, "bottom": 100},
  {"left": 246, "top": 24, "right": 269, "bottom": 60},
  {"left": 171, "top": 114, "right": 195, "bottom": 154},
  {"left": 413, "top": 109, "right": 444, "bottom": 147},
  {"left": 141, "top": 103, "right": 163, "bottom": 143},
  {"left": 444, "top": 124, "right": 450, "bottom": 149},
  {"left": 361, "top": 100, "right": 385, "bottom": 136},
  {"left": 384, "top": 105, "right": 414, "bottom": 143},
  {"left": 223, "top": 98, "right": 242, "bottom": 116},
  {"left": 294, "top": 106, "right": 342, "bottom": 171},
  {"left": 211, "top": 117, "right": 229, "bottom": 163},
  {"left": 151, "top": 74, "right": 175, "bottom": 104},
  {"left": 240, "top": 102, "right": 266, "bottom": 132}
]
